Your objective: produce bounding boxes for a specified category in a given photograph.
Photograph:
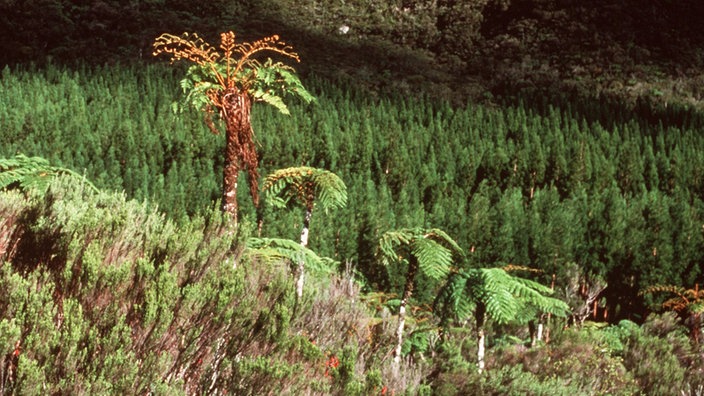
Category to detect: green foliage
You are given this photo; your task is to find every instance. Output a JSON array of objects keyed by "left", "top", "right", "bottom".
[
  {"left": 264, "top": 166, "right": 347, "bottom": 212},
  {"left": 0, "top": 154, "right": 96, "bottom": 193},
  {"left": 3, "top": 62, "right": 704, "bottom": 393},
  {"left": 618, "top": 313, "right": 699, "bottom": 394},
  {"left": 378, "top": 228, "right": 462, "bottom": 281},
  {"left": 251, "top": 59, "right": 316, "bottom": 115},
  {"left": 245, "top": 237, "right": 337, "bottom": 276},
  {"left": 0, "top": 178, "right": 367, "bottom": 394},
  {"left": 438, "top": 267, "right": 570, "bottom": 326}
]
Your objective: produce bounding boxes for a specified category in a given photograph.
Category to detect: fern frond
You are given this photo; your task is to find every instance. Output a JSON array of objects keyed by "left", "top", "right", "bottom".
[
  {"left": 252, "top": 91, "right": 290, "bottom": 114},
  {"left": 423, "top": 228, "right": 464, "bottom": 257},
  {"left": 233, "top": 34, "right": 300, "bottom": 76},
  {"left": 412, "top": 238, "right": 452, "bottom": 280},
  {"left": 484, "top": 287, "right": 519, "bottom": 325},
  {"left": 378, "top": 228, "right": 460, "bottom": 280},
  {"left": 245, "top": 237, "right": 335, "bottom": 275},
  {"left": 263, "top": 167, "right": 347, "bottom": 211},
  {"left": 639, "top": 284, "right": 687, "bottom": 297},
  {"left": 435, "top": 271, "right": 475, "bottom": 322},
  {"left": 0, "top": 155, "right": 97, "bottom": 193},
  {"left": 153, "top": 32, "right": 221, "bottom": 65},
  {"left": 502, "top": 264, "right": 543, "bottom": 273}
]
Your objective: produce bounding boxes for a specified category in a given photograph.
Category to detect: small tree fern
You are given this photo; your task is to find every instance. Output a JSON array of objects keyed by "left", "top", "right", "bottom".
[
  {"left": 436, "top": 265, "right": 570, "bottom": 372},
  {"left": 377, "top": 227, "right": 462, "bottom": 365},
  {"left": 263, "top": 166, "right": 347, "bottom": 298},
  {"left": 640, "top": 284, "right": 704, "bottom": 344}
]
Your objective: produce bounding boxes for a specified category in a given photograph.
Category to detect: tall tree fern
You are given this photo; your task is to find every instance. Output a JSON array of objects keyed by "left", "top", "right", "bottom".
[
  {"left": 377, "top": 227, "right": 462, "bottom": 365},
  {"left": 153, "top": 31, "right": 314, "bottom": 224}
]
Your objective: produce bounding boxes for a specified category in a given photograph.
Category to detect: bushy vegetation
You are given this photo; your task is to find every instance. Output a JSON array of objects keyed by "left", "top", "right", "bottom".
[
  {"left": 2, "top": 61, "right": 704, "bottom": 393},
  {"left": 3, "top": 63, "right": 704, "bottom": 318},
  {"left": 0, "top": 178, "right": 389, "bottom": 394}
]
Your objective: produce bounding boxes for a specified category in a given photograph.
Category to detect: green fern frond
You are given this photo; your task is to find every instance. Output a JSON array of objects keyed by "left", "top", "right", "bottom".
[
  {"left": 0, "top": 155, "right": 97, "bottom": 193},
  {"left": 412, "top": 238, "right": 452, "bottom": 280},
  {"left": 245, "top": 237, "right": 335, "bottom": 275},
  {"left": 263, "top": 167, "right": 347, "bottom": 211},
  {"left": 252, "top": 90, "right": 290, "bottom": 114},
  {"left": 437, "top": 267, "right": 569, "bottom": 326},
  {"left": 423, "top": 228, "right": 464, "bottom": 257},
  {"left": 484, "top": 287, "right": 519, "bottom": 325}
]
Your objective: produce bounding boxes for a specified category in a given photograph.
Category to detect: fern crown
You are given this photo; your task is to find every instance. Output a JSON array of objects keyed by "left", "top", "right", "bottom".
[
  {"left": 438, "top": 266, "right": 570, "bottom": 325},
  {"left": 378, "top": 228, "right": 463, "bottom": 281},
  {"left": 154, "top": 31, "right": 314, "bottom": 115},
  {"left": 263, "top": 166, "right": 347, "bottom": 212}
]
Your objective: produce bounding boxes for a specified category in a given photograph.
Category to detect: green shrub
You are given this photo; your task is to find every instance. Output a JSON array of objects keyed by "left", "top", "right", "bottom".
[{"left": 620, "top": 313, "right": 692, "bottom": 395}]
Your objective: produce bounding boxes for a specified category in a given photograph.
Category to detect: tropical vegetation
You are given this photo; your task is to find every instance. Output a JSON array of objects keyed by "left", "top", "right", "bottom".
[{"left": 2, "top": 1, "right": 704, "bottom": 394}]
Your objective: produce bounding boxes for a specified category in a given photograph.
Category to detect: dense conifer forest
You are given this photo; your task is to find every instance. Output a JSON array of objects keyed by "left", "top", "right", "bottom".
[{"left": 2, "top": 0, "right": 704, "bottom": 394}]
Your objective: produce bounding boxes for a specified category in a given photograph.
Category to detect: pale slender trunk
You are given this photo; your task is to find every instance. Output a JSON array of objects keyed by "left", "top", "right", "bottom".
[
  {"left": 476, "top": 303, "right": 486, "bottom": 373},
  {"left": 529, "top": 317, "right": 545, "bottom": 347},
  {"left": 295, "top": 259, "right": 305, "bottom": 299},
  {"left": 394, "top": 257, "right": 418, "bottom": 365},
  {"left": 394, "top": 301, "right": 407, "bottom": 365},
  {"left": 300, "top": 208, "right": 312, "bottom": 247},
  {"left": 296, "top": 207, "right": 313, "bottom": 299},
  {"left": 477, "top": 328, "right": 486, "bottom": 373}
]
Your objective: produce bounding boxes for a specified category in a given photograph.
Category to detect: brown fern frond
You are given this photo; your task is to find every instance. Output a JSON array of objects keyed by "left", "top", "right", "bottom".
[
  {"left": 639, "top": 284, "right": 686, "bottom": 297},
  {"left": 233, "top": 35, "right": 300, "bottom": 76},
  {"left": 503, "top": 264, "right": 543, "bottom": 273},
  {"left": 220, "top": 31, "right": 236, "bottom": 58},
  {"left": 662, "top": 297, "right": 689, "bottom": 312},
  {"left": 220, "top": 31, "right": 236, "bottom": 87},
  {"left": 153, "top": 33, "right": 220, "bottom": 65}
]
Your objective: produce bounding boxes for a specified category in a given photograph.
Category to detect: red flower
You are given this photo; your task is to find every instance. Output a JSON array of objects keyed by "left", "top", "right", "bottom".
[
  {"left": 12, "top": 340, "right": 20, "bottom": 357},
  {"left": 324, "top": 354, "right": 340, "bottom": 378}
]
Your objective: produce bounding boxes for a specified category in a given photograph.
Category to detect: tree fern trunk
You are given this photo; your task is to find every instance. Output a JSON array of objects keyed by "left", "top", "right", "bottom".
[
  {"left": 221, "top": 89, "right": 260, "bottom": 222},
  {"left": 300, "top": 206, "right": 312, "bottom": 247},
  {"left": 394, "top": 256, "right": 418, "bottom": 365},
  {"left": 222, "top": 132, "right": 239, "bottom": 221},
  {"left": 296, "top": 206, "right": 313, "bottom": 298},
  {"left": 691, "top": 312, "right": 701, "bottom": 345},
  {"left": 476, "top": 303, "right": 486, "bottom": 373}
]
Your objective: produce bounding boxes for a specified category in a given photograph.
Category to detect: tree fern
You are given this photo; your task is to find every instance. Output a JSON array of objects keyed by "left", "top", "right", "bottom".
[
  {"left": 154, "top": 31, "right": 314, "bottom": 223},
  {"left": 436, "top": 266, "right": 569, "bottom": 372},
  {"left": 262, "top": 167, "right": 347, "bottom": 299},
  {"left": 377, "top": 227, "right": 463, "bottom": 364},
  {"left": 640, "top": 283, "right": 704, "bottom": 343},
  {"left": 0, "top": 155, "right": 96, "bottom": 193}
]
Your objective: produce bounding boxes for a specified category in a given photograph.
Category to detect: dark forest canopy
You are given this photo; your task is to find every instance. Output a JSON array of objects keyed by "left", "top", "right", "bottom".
[{"left": 2, "top": 0, "right": 703, "bottom": 107}]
